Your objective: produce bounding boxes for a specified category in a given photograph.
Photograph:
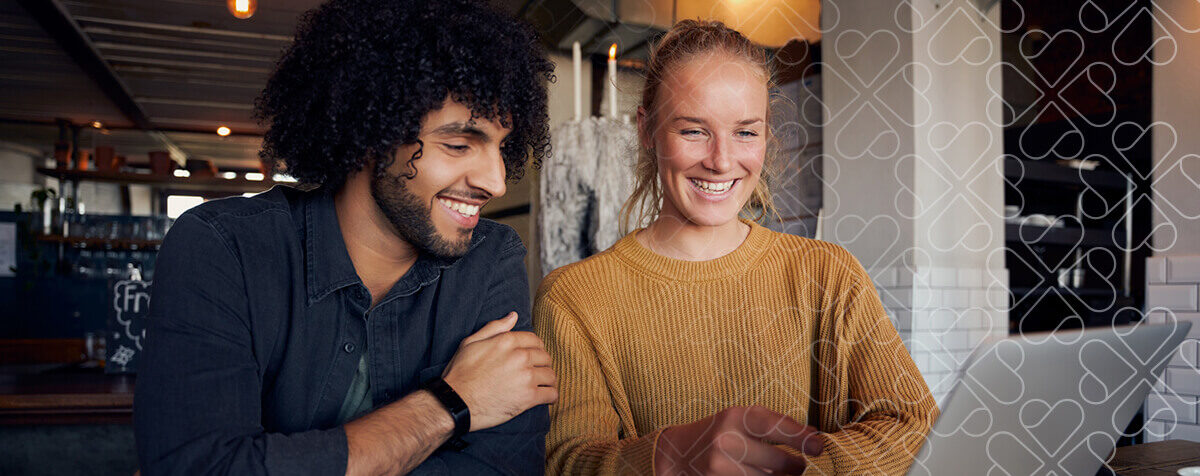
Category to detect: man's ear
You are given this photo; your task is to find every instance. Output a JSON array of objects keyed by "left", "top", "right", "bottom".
[
  {"left": 370, "top": 144, "right": 419, "bottom": 180},
  {"left": 393, "top": 142, "right": 425, "bottom": 180}
]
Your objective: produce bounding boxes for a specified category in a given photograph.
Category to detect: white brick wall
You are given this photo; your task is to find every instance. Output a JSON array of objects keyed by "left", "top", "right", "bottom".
[
  {"left": 873, "top": 266, "right": 1009, "bottom": 405},
  {"left": 1144, "top": 255, "right": 1200, "bottom": 443}
]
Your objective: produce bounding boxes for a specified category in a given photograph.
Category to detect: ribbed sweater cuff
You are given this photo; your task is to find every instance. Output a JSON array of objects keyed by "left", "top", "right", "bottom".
[
  {"left": 802, "top": 450, "right": 834, "bottom": 475},
  {"left": 624, "top": 428, "right": 665, "bottom": 476}
]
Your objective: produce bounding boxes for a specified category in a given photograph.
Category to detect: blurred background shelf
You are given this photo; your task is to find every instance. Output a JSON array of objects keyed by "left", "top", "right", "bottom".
[
  {"left": 1002, "top": 157, "right": 1127, "bottom": 189},
  {"left": 37, "top": 167, "right": 277, "bottom": 194},
  {"left": 1010, "top": 287, "right": 1120, "bottom": 297},
  {"left": 1004, "top": 223, "right": 1126, "bottom": 248},
  {"left": 34, "top": 235, "right": 160, "bottom": 250}
]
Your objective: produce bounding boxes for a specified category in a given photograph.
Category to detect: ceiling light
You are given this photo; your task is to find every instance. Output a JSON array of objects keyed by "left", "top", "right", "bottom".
[
  {"left": 221, "top": 171, "right": 237, "bottom": 179},
  {"left": 615, "top": 0, "right": 821, "bottom": 46},
  {"left": 91, "top": 121, "right": 102, "bottom": 129},
  {"left": 227, "top": 0, "right": 256, "bottom": 19},
  {"left": 216, "top": 126, "right": 231, "bottom": 136},
  {"left": 244, "top": 172, "right": 265, "bottom": 181}
]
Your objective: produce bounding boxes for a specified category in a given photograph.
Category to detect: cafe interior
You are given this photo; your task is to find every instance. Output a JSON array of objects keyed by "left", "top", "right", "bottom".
[{"left": 1, "top": 0, "right": 1198, "bottom": 474}]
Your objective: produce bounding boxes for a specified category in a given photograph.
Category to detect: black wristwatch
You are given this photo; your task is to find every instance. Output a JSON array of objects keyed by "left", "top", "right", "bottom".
[{"left": 423, "top": 377, "right": 471, "bottom": 440}]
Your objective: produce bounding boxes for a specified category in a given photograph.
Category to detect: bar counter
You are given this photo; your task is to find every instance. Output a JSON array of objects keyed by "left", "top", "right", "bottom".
[{"left": 0, "top": 366, "right": 134, "bottom": 425}]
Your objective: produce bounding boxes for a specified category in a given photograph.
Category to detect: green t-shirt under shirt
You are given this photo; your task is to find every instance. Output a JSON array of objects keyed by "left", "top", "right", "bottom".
[{"left": 336, "top": 350, "right": 373, "bottom": 424}]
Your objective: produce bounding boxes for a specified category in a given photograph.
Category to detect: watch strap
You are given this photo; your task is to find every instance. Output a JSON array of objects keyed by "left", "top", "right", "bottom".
[{"left": 423, "top": 377, "right": 471, "bottom": 439}]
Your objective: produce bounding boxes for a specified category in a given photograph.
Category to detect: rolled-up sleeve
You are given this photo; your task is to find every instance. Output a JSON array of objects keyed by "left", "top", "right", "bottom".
[{"left": 134, "top": 213, "right": 348, "bottom": 475}]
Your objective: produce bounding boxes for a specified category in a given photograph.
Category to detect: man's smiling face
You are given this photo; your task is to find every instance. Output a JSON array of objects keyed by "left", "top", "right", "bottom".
[{"left": 371, "top": 97, "right": 511, "bottom": 258}]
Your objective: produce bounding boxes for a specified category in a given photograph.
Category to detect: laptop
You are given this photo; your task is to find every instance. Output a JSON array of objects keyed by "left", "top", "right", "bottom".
[{"left": 907, "top": 321, "right": 1193, "bottom": 476}]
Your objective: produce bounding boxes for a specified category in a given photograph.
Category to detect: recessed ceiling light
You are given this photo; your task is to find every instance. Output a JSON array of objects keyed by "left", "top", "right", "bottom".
[
  {"left": 216, "top": 126, "right": 231, "bottom": 137},
  {"left": 227, "top": 0, "right": 256, "bottom": 19}
]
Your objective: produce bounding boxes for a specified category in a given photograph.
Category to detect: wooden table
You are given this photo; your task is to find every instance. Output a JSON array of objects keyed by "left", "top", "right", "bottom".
[
  {"left": 0, "top": 368, "right": 134, "bottom": 425},
  {"left": 1110, "top": 440, "right": 1200, "bottom": 475}
]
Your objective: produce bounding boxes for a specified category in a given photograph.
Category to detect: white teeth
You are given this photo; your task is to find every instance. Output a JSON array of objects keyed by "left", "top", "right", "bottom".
[
  {"left": 438, "top": 198, "right": 480, "bottom": 217},
  {"left": 690, "top": 178, "right": 735, "bottom": 194}
]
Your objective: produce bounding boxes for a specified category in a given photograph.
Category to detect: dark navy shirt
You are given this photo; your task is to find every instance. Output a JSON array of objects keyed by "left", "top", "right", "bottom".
[{"left": 134, "top": 185, "right": 547, "bottom": 475}]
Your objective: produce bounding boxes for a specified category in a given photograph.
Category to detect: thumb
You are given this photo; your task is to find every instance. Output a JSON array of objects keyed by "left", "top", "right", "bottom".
[{"left": 461, "top": 312, "right": 518, "bottom": 346}]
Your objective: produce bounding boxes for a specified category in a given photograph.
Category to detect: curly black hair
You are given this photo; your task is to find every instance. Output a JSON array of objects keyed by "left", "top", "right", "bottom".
[{"left": 256, "top": 0, "right": 554, "bottom": 188}]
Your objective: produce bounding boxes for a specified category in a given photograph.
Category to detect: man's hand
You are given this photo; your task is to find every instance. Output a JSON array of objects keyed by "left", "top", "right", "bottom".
[
  {"left": 442, "top": 312, "right": 558, "bottom": 431},
  {"left": 655, "top": 406, "right": 826, "bottom": 476}
]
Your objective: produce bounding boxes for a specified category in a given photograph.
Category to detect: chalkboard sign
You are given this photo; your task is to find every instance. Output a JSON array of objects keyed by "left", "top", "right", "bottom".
[{"left": 106, "top": 278, "right": 151, "bottom": 374}]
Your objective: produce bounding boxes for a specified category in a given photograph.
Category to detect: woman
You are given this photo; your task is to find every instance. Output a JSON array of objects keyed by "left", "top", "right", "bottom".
[{"left": 534, "top": 20, "right": 938, "bottom": 475}]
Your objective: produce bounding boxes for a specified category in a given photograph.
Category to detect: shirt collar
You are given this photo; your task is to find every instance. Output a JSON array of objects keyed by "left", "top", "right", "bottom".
[{"left": 303, "top": 187, "right": 489, "bottom": 305}]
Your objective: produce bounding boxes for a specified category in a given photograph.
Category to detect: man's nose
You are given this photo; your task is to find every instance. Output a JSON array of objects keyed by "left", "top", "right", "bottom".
[{"left": 468, "top": 145, "right": 507, "bottom": 199}]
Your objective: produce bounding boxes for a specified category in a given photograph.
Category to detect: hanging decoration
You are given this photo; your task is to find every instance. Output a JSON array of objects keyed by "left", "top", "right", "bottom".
[{"left": 538, "top": 42, "right": 636, "bottom": 276}]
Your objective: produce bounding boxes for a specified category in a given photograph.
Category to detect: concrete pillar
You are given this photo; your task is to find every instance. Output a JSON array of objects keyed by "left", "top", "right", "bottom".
[
  {"left": 1144, "top": 0, "right": 1200, "bottom": 444},
  {"left": 821, "top": 0, "right": 1008, "bottom": 402}
]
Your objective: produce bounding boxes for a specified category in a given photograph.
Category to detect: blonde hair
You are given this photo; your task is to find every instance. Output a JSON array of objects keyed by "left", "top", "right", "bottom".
[{"left": 619, "top": 19, "right": 782, "bottom": 234}]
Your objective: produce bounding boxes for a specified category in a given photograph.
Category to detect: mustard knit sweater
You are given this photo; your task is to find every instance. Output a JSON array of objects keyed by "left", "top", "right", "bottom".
[{"left": 533, "top": 221, "right": 939, "bottom": 475}]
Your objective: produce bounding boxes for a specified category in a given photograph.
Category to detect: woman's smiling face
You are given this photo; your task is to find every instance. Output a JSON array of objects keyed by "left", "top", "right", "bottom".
[{"left": 642, "top": 52, "right": 769, "bottom": 228}]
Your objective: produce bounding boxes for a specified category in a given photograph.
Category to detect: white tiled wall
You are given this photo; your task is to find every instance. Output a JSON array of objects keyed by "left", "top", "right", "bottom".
[
  {"left": 1144, "top": 254, "right": 1200, "bottom": 443},
  {"left": 870, "top": 266, "right": 1010, "bottom": 404}
]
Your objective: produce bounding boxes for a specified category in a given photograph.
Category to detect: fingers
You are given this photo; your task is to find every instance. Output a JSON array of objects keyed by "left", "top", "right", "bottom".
[
  {"left": 523, "top": 347, "right": 553, "bottom": 367},
  {"left": 713, "top": 431, "right": 807, "bottom": 476},
  {"left": 504, "top": 331, "right": 546, "bottom": 350},
  {"left": 461, "top": 312, "right": 518, "bottom": 346},
  {"left": 776, "top": 424, "right": 824, "bottom": 457},
  {"left": 741, "top": 407, "right": 825, "bottom": 456},
  {"left": 532, "top": 385, "right": 559, "bottom": 405},
  {"left": 530, "top": 365, "right": 557, "bottom": 387},
  {"left": 705, "top": 437, "right": 775, "bottom": 476},
  {"left": 733, "top": 438, "right": 809, "bottom": 475}
]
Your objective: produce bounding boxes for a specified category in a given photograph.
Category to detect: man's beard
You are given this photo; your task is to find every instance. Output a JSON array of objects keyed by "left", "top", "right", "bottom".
[{"left": 369, "top": 171, "right": 473, "bottom": 259}]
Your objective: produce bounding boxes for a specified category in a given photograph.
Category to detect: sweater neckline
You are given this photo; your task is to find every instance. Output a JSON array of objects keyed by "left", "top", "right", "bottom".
[{"left": 612, "top": 219, "right": 775, "bottom": 282}]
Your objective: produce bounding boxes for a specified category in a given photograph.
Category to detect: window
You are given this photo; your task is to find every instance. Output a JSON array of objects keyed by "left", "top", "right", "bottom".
[{"left": 166, "top": 195, "right": 205, "bottom": 219}]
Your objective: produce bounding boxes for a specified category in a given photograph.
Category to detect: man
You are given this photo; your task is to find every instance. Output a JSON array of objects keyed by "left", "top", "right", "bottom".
[{"left": 134, "top": 0, "right": 557, "bottom": 474}]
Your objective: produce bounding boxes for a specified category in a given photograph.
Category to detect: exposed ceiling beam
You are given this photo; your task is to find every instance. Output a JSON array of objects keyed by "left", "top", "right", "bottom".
[
  {"left": 82, "top": 26, "right": 287, "bottom": 54},
  {"left": 134, "top": 97, "right": 255, "bottom": 111},
  {"left": 72, "top": 15, "right": 292, "bottom": 42},
  {"left": 104, "top": 54, "right": 271, "bottom": 74},
  {"left": 111, "top": 65, "right": 268, "bottom": 85},
  {"left": 93, "top": 42, "right": 279, "bottom": 63},
  {"left": 0, "top": 117, "right": 263, "bottom": 138},
  {"left": 15, "top": 0, "right": 188, "bottom": 165}
]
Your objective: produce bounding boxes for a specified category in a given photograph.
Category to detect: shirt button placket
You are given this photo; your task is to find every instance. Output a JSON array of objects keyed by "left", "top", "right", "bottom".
[{"left": 356, "top": 310, "right": 368, "bottom": 354}]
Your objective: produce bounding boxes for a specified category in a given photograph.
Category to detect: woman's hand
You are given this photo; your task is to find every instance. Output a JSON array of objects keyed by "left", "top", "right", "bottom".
[{"left": 654, "top": 406, "right": 825, "bottom": 476}]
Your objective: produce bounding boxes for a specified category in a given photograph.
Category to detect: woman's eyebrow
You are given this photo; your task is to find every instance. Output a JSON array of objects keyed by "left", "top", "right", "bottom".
[
  {"left": 673, "top": 116, "right": 708, "bottom": 125},
  {"left": 671, "top": 117, "right": 763, "bottom": 126}
]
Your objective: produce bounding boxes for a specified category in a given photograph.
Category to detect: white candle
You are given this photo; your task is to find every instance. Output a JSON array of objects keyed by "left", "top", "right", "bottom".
[
  {"left": 572, "top": 41, "right": 581, "bottom": 122},
  {"left": 608, "top": 43, "right": 617, "bottom": 119}
]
